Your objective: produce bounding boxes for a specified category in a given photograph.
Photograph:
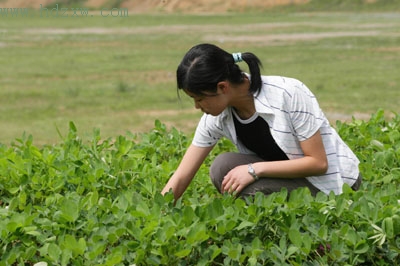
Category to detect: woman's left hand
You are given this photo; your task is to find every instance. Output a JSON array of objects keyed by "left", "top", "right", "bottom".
[{"left": 221, "top": 165, "right": 255, "bottom": 195}]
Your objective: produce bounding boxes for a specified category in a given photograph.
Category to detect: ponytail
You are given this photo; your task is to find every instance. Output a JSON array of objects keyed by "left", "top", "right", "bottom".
[{"left": 234, "top": 52, "right": 263, "bottom": 95}]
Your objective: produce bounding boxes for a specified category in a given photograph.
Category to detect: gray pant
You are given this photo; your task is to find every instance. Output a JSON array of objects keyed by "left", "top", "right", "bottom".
[
  {"left": 210, "top": 152, "right": 362, "bottom": 197},
  {"left": 210, "top": 152, "right": 321, "bottom": 197}
]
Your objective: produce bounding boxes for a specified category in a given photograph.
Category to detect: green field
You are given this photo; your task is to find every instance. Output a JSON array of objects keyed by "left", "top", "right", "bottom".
[
  {"left": 1, "top": 7, "right": 400, "bottom": 144},
  {"left": 1, "top": 2, "right": 400, "bottom": 264}
]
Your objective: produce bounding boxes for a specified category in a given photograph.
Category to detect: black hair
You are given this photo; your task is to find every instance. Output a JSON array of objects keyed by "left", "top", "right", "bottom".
[{"left": 176, "top": 43, "right": 263, "bottom": 96}]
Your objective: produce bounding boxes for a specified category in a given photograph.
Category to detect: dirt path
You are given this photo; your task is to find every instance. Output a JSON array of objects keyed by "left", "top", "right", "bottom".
[
  {"left": 25, "top": 21, "right": 398, "bottom": 35},
  {"left": 23, "top": 22, "right": 399, "bottom": 47}
]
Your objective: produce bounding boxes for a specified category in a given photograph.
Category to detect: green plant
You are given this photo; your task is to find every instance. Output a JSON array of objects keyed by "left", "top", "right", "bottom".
[{"left": 0, "top": 112, "right": 399, "bottom": 265}]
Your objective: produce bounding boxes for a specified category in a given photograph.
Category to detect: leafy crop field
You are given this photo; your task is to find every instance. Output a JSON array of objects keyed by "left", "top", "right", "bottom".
[
  {"left": 1, "top": 1, "right": 400, "bottom": 264},
  {"left": 1, "top": 110, "right": 399, "bottom": 265}
]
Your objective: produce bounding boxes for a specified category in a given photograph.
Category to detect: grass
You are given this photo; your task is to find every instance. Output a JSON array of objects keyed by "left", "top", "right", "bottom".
[{"left": 0, "top": 7, "right": 399, "bottom": 144}]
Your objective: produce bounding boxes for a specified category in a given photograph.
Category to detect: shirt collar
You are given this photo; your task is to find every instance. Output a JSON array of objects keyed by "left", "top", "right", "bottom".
[
  {"left": 243, "top": 72, "right": 274, "bottom": 115},
  {"left": 254, "top": 90, "right": 274, "bottom": 115}
]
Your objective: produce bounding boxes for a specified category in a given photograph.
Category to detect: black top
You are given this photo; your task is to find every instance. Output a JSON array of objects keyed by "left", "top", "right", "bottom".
[{"left": 232, "top": 110, "right": 289, "bottom": 161}]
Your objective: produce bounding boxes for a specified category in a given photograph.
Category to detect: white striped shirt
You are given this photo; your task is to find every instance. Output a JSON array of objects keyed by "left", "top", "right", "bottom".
[{"left": 192, "top": 75, "right": 360, "bottom": 195}]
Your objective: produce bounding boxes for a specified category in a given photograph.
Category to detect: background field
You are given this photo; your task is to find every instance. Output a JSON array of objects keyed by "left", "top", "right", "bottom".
[{"left": 0, "top": 0, "right": 399, "bottom": 145}]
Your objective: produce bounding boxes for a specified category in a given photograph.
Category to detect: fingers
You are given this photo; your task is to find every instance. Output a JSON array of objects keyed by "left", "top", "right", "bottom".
[
  {"left": 228, "top": 182, "right": 239, "bottom": 194},
  {"left": 221, "top": 173, "right": 235, "bottom": 193},
  {"left": 221, "top": 175, "right": 243, "bottom": 194}
]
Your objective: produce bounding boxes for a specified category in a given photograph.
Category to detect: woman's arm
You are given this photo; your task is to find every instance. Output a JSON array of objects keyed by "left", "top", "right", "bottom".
[
  {"left": 162, "top": 144, "right": 214, "bottom": 200},
  {"left": 222, "top": 130, "right": 328, "bottom": 193},
  {"left": 254, "top": 130, "right": 328, "bottom": 178}
]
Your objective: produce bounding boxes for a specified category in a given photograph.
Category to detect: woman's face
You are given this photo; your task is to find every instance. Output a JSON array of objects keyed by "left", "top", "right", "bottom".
[{"left": 185, "top": 88, "right": 229, "bottom": 116}]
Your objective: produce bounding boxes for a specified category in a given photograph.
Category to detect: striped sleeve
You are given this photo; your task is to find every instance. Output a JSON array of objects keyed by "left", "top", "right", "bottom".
[
  {"left": 192, "top": 114, "right": 223, "bottom": 147},
  {"left": 288, "top": 80, "right": 324, "bottom": 141}
]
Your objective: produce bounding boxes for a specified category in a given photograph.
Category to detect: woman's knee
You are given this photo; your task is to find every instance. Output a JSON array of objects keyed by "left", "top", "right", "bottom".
[
  {"left": 209, "top": 153, "right": 236, "bottom": 191},
  {"left": 210, "top": 152, "right": 235, "bottom": 172}
]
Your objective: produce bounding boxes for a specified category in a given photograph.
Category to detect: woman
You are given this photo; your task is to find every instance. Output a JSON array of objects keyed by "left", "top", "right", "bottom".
[{"left": 161, "top": 43, "right": 361, "bottom": 200}]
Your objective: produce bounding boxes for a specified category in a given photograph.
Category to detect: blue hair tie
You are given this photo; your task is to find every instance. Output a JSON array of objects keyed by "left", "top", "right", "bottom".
[{"left": 232, "top": 53, "right": 243, "bottom": 63}]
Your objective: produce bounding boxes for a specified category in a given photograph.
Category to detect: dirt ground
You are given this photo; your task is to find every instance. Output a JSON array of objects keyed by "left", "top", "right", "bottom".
[{"left": 1, "top": 0, "right": 309, "bottom": 12}]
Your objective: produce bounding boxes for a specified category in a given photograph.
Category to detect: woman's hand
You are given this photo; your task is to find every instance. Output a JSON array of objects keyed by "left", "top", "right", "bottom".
[
  {"left": 221, "top": 165, "right": 255, "bottom": 194},
  {"left": 162, "top": 144, "right": 214, "bottom": 200}
]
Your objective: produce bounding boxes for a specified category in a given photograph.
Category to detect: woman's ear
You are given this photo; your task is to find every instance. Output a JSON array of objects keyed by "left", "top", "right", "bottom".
[{"left": 217, "top": 81, "right": 229, "bottom": 94}]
